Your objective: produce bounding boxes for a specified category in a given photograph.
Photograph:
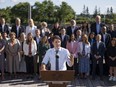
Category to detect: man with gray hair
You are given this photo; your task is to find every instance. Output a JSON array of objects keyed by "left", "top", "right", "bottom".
[
  {"left": 91, "top": 34, "right": 105, "bottom": 80},
  {"left": 90, "top": 15, "right": 105, "bottom": 35},
  {"left": 66, "top": 19, "right": 78, "bottom": 37},
  {"left": 11, "top": 18, "right": 25, "bottom": 38}
]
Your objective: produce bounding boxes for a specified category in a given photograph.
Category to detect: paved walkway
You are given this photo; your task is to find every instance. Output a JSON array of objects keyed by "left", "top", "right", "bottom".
[{"left": 0, "top": 74, "right": 116, "bottom": 87}]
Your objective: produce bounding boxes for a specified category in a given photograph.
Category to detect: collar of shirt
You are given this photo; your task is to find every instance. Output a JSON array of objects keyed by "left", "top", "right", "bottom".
[
  {"left": 2, "top": 24, "right": 5, "bottom": 32},
  {"left": 17, "top": 25, "right": 20, "bottom": 29},
  {"left": 2, "top": 24, "right": 4, "bottom": 27},
  {"left": 53, "top": 47, "right": 62, "bottom": 52},
  {"left": 97, "top": 41, "right": 101, "bottom": 44}
]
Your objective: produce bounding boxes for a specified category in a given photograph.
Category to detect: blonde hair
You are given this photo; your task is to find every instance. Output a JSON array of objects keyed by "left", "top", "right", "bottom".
[
  {"left": 41, "top": 22, "right": 48, "bottom": 27},
  {"left": 28, "top": 19, "right": 34, "bottom": 26},
  {"left": 26, "top": 33, "right": 34, "bottom": 44},
  {"left": 0, "top": 33, "right": 3, "bottom": 40},
  {"left": 82, "top": 34, "right": 89, "bottom": 44},
  {"left": 41, "top": 36, "right": 48, "bottom": 44}
]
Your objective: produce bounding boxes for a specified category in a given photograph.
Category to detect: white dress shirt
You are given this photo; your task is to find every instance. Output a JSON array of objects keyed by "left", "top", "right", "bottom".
[
  {"left": 71, "top": 26, "right": 75, "bottom": 33},
  {"left": 2, "top": 24, "right": 5, "bottom": 32},
  {"left": 36, "top": 36, "right": 41, "bottom": 44},
  {"left": 42, "top": 47, "right": 72, "bottom": 71},
  {"left": 97, "top": 41, "right": 101, "bottom": 49},
  {"left": 23, "top": 40, "right": 37, "bottom": 56},
  {"left": 103, "top": 34, "right": 106, "bottom": 42},
  {"left": 61, "top": 35, "right": 65, "bottom": 41},
  {"left": 16, "top": 25, "right": 20, "bottom": 37}
]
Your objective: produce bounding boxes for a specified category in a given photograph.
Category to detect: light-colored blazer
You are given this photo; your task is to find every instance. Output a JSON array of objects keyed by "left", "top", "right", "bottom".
[
  {"left": 26, "top": 25, "right": 37, "bottom": 37},
  {"left": 23, "top": 40, "right": 37, "bottom": 56},
  {"left": 78, "top": 42, "right": 91, "bottom": 57},
  {"left": 66, "top": 41, "right": 78, "bottom": 58}
]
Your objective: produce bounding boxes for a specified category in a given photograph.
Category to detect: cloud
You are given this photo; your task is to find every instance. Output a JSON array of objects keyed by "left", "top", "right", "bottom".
[
  {"left": 0, "top": 0, "right": 5, "bottom": 2},
  {"left": 11, "top": 0, "right": 18, "bottom": 2}
]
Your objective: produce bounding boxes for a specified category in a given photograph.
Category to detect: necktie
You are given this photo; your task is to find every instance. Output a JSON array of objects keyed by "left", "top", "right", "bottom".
[
  {"left": 28, "top": 42, "right": 32, "bottom": 55},
  {"left": 82, "top": 43, "right": 85, "bottom": 56},
  {"left": 56, "top": 50, "right": 59, "bottom": 70}
]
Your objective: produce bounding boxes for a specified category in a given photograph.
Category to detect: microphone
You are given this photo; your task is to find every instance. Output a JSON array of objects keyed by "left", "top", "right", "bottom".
[
  {"left": 56, "top": 54, "right": 59, "bottom": 59},
  {"left": 55, "top": 50, "right": 59, "bottom": 59}
]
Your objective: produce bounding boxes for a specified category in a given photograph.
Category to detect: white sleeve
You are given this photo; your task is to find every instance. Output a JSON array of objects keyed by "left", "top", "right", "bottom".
[
  {"left": 42, "top": 50, "right": 50, "bottom": 65},
  {"left": 33, "top": 40, "right": 37, "bottom": 55},
  {"left": 23, "top": 41, "right": 27, "bottom": 55},
  {"left": 25, "top": 26, "right": 28, "bottom": 36},
  {"left": 66, "top": 49, "right": 72, "bottom": 67}
]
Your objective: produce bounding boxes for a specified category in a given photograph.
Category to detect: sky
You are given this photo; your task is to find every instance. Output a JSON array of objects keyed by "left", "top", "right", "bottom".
[{"left": 0, "top": 0, "right": 116, "bottom": 14}]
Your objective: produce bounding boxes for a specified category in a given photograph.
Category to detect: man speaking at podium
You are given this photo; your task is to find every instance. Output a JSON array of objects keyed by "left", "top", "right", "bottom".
[{"left": 41, "top": 35, "right": 74, "bottom": 71}]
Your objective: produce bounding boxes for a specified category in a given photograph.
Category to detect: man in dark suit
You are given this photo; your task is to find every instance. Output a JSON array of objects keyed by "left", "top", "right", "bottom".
[
  {"left": 100, "top": 26, "right": 111, "bottom": 75},
  {"left": 34, "top": 29, "right": 41, "bottom": 45},
  {"left": 34, "top": 29, "right": 41, "bottom": 76},
  {"left": 100, "top": 26, "right": 111, "bottom": 48},
  {"left": 91, "top": 34, "right": 105, "bottom": 80},
  {"left": 0, "top": 18, "right": 9, "bottom": 35},
  {"left": 11, "top": 18, "right": 25, "bottom": 38},
  {"left": 90, "top": 15, "right": 105, "bottom": 35},
  {"left": 59, "top": 28, "right": 69, "bottom": 48},
  {"left": 66, "top": 19, "right": 78, "bottom": 37},
  {"left": 107, "top": 24, "right": 116, "bottom": 38}
]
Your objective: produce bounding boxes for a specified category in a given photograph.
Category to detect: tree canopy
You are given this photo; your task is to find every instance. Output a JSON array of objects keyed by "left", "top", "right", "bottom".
[{"left": 0, "top": 0, "right": 116, "bottom": 24}]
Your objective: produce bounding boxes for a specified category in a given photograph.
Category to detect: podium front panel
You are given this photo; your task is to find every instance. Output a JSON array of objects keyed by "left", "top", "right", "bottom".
[{"left": 40, "top": 70, "right": 75, "bottom": 81}]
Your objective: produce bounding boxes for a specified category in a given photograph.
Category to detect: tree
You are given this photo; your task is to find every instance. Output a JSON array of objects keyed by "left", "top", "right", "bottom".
[
  {"left": 110, "top": 7, "right": 113, "bottom": 14},
  {"left": 107, "top": 7, "right": 110, "bottom": 15},
  {"left": 86, "top": 6, "right": 89, "bottom": 16},
  {"left": 83, "top": 5, "right": 86, "bottom": 15},
  {"left": 98, "top": 7, "right": 101, "bottom": 15},
  {"left": 58, "top": 2, "right": 75, "bottom": 24},
  {"left": 11, "top": 2, "right": 29, "bottom": 24},
  {"left": 0, "top": 7, "right": 11, "bottom": 23},
  {"left": 93, "top": 6, "right": 98, "bottom": 17}
]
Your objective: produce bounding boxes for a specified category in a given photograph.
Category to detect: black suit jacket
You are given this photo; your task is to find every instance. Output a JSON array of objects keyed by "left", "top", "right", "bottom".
[
  {"left": 66, "top": 26, "right": 78, "bottom": 36},
  {"left": 101, "top": 33, "right": 111, "bottom": 47},
  {"left": 90, "top": 22, "right": 105, "bottom": 35},
  {"left": 107, "top": 30, "right": 116, "bottom": 38},
  {"left": 11, "top": 25, "right": 25, "bottom": 38},
  {"left": 0, "top": 24, "right": 9, "bottom": 34},
  {"left": 60, "top": 34, "right": 69, "bottom": 48},
  {"left": 91, "top": 41, "right": 105, "bottom": 58}
]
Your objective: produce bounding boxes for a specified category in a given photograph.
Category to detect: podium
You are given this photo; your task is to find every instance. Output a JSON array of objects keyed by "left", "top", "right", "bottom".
[{"left": 40, "top": 70, "right": 75, "bottom": 87}]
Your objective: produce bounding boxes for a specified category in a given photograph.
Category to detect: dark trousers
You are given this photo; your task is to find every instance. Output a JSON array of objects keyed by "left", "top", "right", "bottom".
[
  {"left": 104, "top": 51, "right": 109, "bottom": 75},
  {"left": 74, "top": 58, "right": 78, "bottom": 76},
  {"left": 67, "top": 58, "right": 78, "bottom": 76},
  {"left": 25, "top": 56, "right": 34, "bottom": 74},
  {"left": 92, "top": 58, "right": 103, "bottom": 78}
]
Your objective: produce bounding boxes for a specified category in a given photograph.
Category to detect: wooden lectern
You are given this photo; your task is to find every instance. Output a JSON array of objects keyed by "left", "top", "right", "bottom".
[{"left": 40, "top": 70, "right": 75, "bottom": 87}]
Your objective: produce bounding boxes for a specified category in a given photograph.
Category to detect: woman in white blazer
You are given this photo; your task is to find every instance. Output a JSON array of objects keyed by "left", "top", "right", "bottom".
[
  {"left": 26, "top": 19, "right": 37, "bottom": 37},
  {"left": 78, "top": 34, "right": 91, "bottom": 79}
]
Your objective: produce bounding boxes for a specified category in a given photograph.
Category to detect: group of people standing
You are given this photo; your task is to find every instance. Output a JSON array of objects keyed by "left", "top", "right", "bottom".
[{"left": 0, "top": 15, "right": 116, "bottom": 81}]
